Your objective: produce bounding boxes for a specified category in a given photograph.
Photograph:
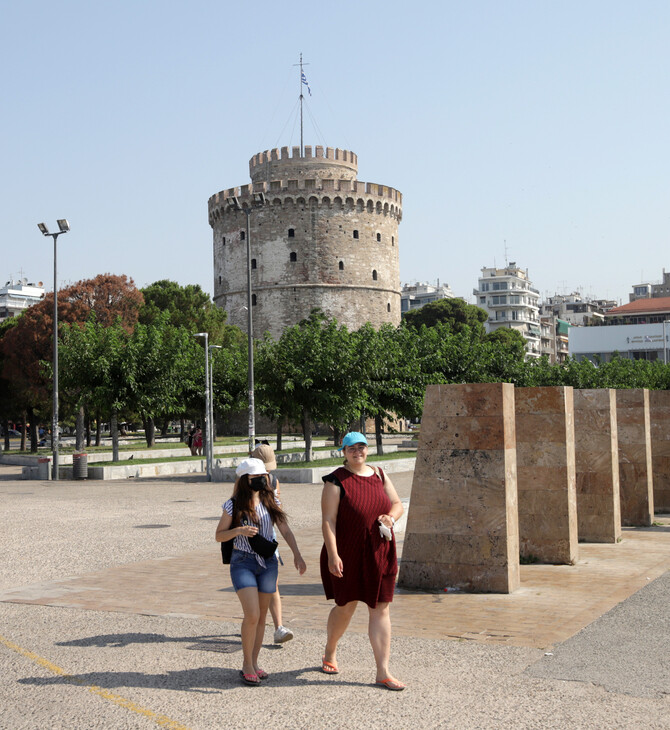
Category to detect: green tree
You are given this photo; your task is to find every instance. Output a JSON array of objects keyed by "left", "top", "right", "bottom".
[
  {"left": 402, "top": 297, "right": 488, "bottom": 338},
  {"left": 256, "top": 310, "right": 361, "bottom": 461}
]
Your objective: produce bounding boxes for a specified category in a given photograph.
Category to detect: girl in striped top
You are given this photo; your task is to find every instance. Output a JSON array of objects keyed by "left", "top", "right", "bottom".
[{"left": 216, "top": 458, "right": 306, "bottom": 686}]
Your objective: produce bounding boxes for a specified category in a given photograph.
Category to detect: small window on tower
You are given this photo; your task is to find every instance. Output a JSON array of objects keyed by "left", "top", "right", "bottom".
[
  {"left": 372, "top": 270, "right": 378, "bottom": 281},
  {"left": 288, "top": 228, "right": 295, "bottom": 238},
  {"left": 339, "top": 261, "right": 344, "bottom": 271},
  {"left": 240, "top": 230, "right": 246, "bottom": 241},
  {"left": 353, "top": 230, "right": 359, "bottom": 239},
  {"left": 251, "top": 258, "right": 257, "bottom": 270},
  {"left": 222, "top": 237, "right": 226, "bottom": 245},
  {"left": 376, "top": 233, "right": 381, "bottom": 242},
  {"left": 290, "top": 252, "right": 297, "bottom": 262},
  {"left": 387, "top": 302, "right": 391, "bottom": 312},
  {"left": 219, "top": 276, "right": 222, "bottom": 285},
  {"left": 252, "top": 294, "right": 257, "bottom": 306},
  {"left": 392, "top": 236, "right": 395, "bottom": 245}
]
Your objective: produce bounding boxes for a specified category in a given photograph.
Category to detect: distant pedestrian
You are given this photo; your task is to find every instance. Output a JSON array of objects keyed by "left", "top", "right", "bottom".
[{"left": 193, "top": 427, "right": 203, "bottom": 456}]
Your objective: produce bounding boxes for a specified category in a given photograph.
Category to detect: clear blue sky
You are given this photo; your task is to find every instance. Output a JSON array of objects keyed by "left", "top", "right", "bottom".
[{"left": 2, "top": 0, "right": 668, "bottom": 305}]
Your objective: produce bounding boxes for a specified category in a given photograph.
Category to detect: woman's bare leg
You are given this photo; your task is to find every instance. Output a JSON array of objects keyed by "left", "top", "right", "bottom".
[
  {"left": 368, "top": 602, "right": 402, "bottom": 684},
  {"left": 324, "top": 601, "right": 358, "bottom": 668},
  {"left": 236, "top": 587, "right": 261, "bottom": 675},
  {"left": 252, "top": 591, "right": 273, "bottom": 670},
  {"left": 269, "top": 588, "right": 282, "bottom": 630}
]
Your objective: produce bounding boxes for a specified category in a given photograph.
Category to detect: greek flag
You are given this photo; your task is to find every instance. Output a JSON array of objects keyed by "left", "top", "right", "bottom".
[{"left": 301, "top": 71, "right": 312, "bottom": 96}]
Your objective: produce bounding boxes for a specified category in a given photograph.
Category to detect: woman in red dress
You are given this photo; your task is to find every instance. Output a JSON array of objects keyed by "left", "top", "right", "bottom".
[{"left": 320, "top": 431, "right": 405, "bottom": 691}]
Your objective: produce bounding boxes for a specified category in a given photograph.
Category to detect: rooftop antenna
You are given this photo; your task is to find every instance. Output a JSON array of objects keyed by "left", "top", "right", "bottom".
[
  {"left": 504, "top": 240, "right": 509, "bottom": 266},
  {"left": 293, "top": 53, "right": 311, "bottom": 156}
]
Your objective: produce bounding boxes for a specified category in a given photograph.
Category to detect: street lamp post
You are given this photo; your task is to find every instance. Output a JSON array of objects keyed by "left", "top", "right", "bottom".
[
  {"left": 226, "top": 193, "right": 266, "bottom": 453},
  {"left": 37, "top": 219, "right": 70, "bottom": 480},
  {"left": 208, "top": 344, "right": 222, "bottom": 469},
  {"left": 194, "top": 332, "right": 212, "bottom": 480},
  {"left": 663, "top": 320, "right": 670, "bottom": 365}
]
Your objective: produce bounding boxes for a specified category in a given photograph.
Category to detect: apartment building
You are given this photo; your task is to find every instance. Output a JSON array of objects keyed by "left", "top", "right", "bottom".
[
  {"left": 473, "top": 263, "right": 541, "bottom": 358},
  {"left": 540, "top": 292, "right": 606, "bottom": 326},
  {"left": 0, "top": 277, "right": 45, "bottom": 321},
  {"left": 401, "top": 281, "right": 455, "bottom": 314},
  {"left": 629, "top": 268, "right": 670, "bottom": 302}
]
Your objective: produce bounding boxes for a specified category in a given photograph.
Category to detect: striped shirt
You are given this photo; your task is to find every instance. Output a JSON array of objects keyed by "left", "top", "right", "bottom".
[{"left": 223, "top": 496, "right": 280, "bottom": 567}]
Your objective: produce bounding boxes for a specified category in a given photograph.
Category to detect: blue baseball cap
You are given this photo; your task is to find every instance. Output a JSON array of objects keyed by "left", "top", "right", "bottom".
[{"left": 337, "top": 431, "right": 369, "bottom": 451}]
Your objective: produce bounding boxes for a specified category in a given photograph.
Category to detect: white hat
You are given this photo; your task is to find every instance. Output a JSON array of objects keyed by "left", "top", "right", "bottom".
[{"left": 236, "top": 457, "right": 269, "bottom": 478}]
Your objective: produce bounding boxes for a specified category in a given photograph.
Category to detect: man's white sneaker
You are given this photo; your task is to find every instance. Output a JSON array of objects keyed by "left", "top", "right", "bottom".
[{"left": 273, "top": 625, "right": 294, "bottom": 643}]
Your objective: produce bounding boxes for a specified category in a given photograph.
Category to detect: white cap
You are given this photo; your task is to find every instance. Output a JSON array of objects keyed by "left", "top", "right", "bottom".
[{"left": 235, "top": 457, "right": 269, "bottom": 478}]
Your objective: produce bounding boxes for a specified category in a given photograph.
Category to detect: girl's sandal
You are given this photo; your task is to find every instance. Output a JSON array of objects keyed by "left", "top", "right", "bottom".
[
  {"left": 255, "top": 668, "right": 269, "bottom": 680},
  {"left": 376, "top": 677, "right": 406, "bottom": 691},
  {"left": 239, "top": 671, "right": 261, "bottom": 686}
]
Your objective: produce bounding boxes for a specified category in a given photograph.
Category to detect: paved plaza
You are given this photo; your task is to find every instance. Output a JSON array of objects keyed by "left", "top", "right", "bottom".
[{"left": 0, "top": 463, "right": 668, "bottom": 729}]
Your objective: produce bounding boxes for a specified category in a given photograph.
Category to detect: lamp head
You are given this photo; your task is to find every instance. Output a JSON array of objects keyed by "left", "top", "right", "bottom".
[
  {"left": 37, "top": 223, "right": 49, "bottom": 235},
  {"left": 57, "top": 219, "right": 70, "bottom": 232}
]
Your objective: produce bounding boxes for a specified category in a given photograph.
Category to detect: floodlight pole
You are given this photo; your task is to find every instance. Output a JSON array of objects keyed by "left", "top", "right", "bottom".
[
  {"left": 209, "top": 345, "right": 222, "bottom": 469},
  {"left": 664, "top": 320, "right": 670, "bottom": 365},
  {"left": 194, "top": 333, "right": 212, "bottom": 480},
  {"left": 37, "top": 220, "right": 69, "bottom": 480},
  {"left": 226, "top": 194, "right": 266, "bottom": 454}
]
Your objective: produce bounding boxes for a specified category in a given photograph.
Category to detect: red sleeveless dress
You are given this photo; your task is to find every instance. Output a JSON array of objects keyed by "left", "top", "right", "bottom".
[{"left": 320, "top": 466, "right": 398, "bottom": 608}]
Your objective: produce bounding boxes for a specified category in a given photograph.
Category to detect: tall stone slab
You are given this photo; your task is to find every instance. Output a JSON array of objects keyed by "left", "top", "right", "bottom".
[
  {"left": 398, "top": 383, "right": 519, "bottom": 594},
  {"left": 649, "top": 389, "right": 670, "bottom": 513},
  {"left": 515, "top": 386, "right": 578, "bottom": 564},
  {"left": 573, "top": 389, "right": 621, "bottom": 542},
  {"left": 616, "top": 389, "right": 654, "bottom": 526}
]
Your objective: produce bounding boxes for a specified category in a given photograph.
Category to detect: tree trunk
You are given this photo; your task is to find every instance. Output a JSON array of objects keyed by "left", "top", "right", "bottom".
[
  {"left": 180, "top": 417, "right": 185, "bottom": 440},
  {"left": 111, "top": 412, "right": 119, "bottom": 462},
  {"left": 374, "top": 414, "right": 384, "bottom": 456},
  {"left": 359, "top": 413, "right": 366, "bottom": 435},
  {"left": 160, "top": 418, "right": 169, "bottom": 437},
  {"left": 276, "top": 417, "right": 283, "bottom": 452},
  {"left": 28, "top": 406, "right": 38, "bottom": 453},
  {"left": 95, "top": 413, "right": 102, "bottom": 446},
  {"left": 302, "top": 408, "right": 312, "bottom": 463},
  {"left": 333, "top": 426, "right": 341, "bottom": 450},
  {"left": 20, "top": 411, "right": 27, "bottom": 451},
  {"left": 85, "top": 407, "right": 91, "bottom": 447},
  {"left": 75, "top": 405, "right": 85, "bottom": 451},
  {"left": 2, "top": 419, "right": 9, "bottom": 451},
  {"left": 143, "top": 416, "right": 155, "bottom": 447}
]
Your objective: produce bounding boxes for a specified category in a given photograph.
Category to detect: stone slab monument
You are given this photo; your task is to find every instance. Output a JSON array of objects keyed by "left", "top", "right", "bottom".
[
  {"left": 616, "top": 389, "right": 654, "bottom": 526},
  {"left": 649, "top": 389, "right": 670, "bottom": 513},
  {"left": 515, "top": 386, "right": 578, "bottom": 564},
  {"left": 573, "top": 389, "right": 621, "bottom": 543},
  {"left": 398, "top": 383, "right": 519, "bottom": 594}
]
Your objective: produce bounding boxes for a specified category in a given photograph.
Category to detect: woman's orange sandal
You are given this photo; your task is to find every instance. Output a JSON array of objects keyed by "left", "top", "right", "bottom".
[
  {"left": 321, "top": 656, "right": 339, "bottom": 674},
  {"left": 376, "top": 678, "right": 406, "bottom": 691}
]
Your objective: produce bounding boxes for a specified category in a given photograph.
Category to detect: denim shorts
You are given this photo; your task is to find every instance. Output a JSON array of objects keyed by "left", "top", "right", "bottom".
[{"left": 230, "top": 549, "right": 278, "bottom": 593}]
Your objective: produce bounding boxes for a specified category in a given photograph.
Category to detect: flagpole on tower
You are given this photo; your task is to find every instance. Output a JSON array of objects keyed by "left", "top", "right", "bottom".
[{"left": 295, "top": 53, "right": 311, "bottom": 156}]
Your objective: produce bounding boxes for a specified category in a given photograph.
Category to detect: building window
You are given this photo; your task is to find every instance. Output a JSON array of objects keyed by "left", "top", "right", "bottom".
[
  {"left": 222, "top": 237, "right": 226, "bottom": 245},
  {"left": 492, "top": 295, "right": 507, "bottom": 305},
  {"left": 372, "top": 270, "right": 378, "bottom": 281},
  {"left": 376, "top": 233, "right": 381, "bottom": 242},
  {"left": 339, "top": 261, "right": 344, "bottom": 270},
  {"left": 218, "top": 276, "right": 222, "bottom": 285},
  {"left": 387, "top": 302, "right": 391, "bottom": 312},
  {"left": 290, "top": 252, "right": 297, "bottom": 262},
  {"left": 353, "top": 230, "right": 359, "bottom": 239},
  {"left": 252, "top": 294, "right": 257, "bottom": 306},
  {"left": 480, "top": 297, "right": 486, "bottom": 304},
  {"left": 240, "top": 230, "right": 245, "bottom": 241},
  {"left": 481, "top": 283, "right": 490, "bottom": 292},
  {"left": 288, "top": 228, "right": 295, "bottom": 238},
  {"left": 492, "top": 282, "right": 508, "bottom": 290},
  {"left": 251, "top": 258, "right": 257, "bottom": 269},
  {"left": 391, "top": 236, "right": 395, "bottom": 245}
]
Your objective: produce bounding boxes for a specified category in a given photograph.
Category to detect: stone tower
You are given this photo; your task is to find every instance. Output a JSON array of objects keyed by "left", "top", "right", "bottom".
[{"left": 208, "top": 145, "right": 402, "bottom": 339}]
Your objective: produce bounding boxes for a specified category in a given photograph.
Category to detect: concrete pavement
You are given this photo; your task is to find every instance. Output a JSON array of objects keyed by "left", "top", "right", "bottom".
[{"left": 0, "top": 464, "right": 668, "bottom": 729}]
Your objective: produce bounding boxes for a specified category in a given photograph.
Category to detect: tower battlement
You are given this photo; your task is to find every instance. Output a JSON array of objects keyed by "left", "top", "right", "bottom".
[{"left": 249, "top": 146, "right": 358, "bottom": 183}]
